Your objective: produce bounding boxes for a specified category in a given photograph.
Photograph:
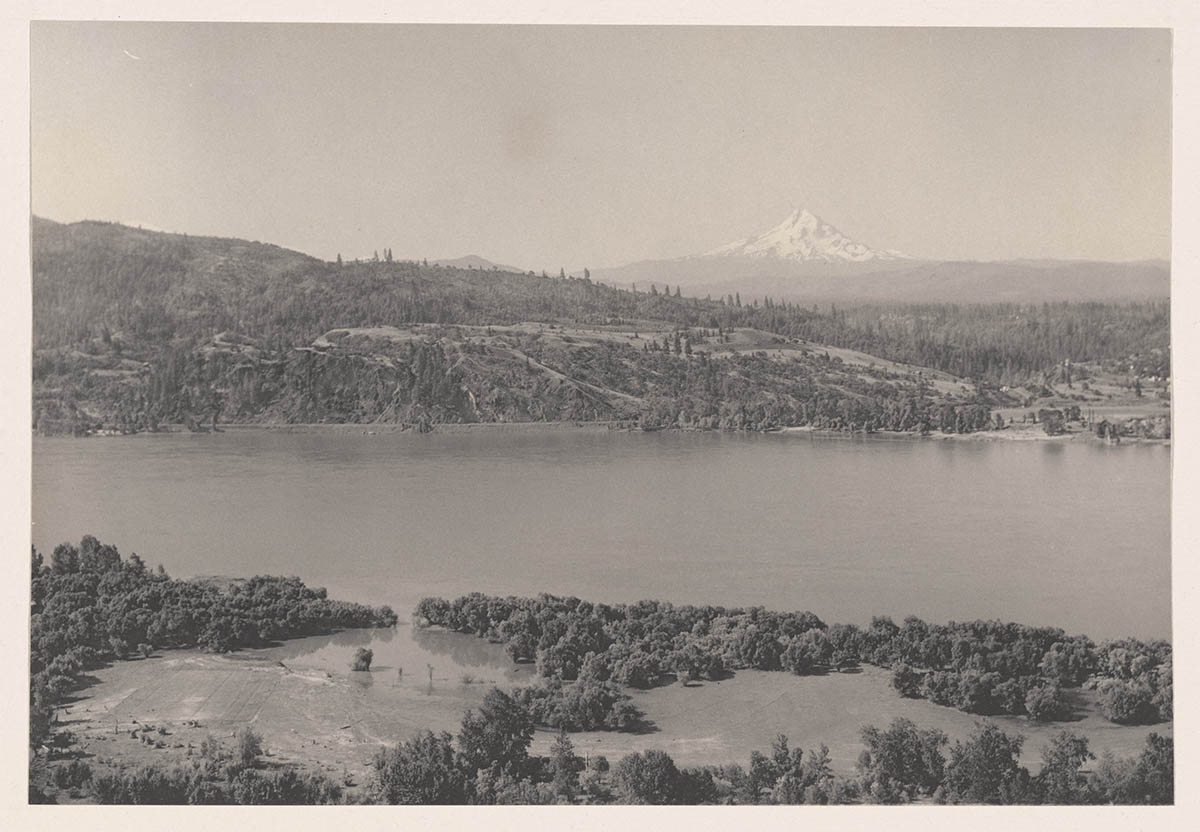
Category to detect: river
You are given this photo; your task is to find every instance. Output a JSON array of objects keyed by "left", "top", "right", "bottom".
[{"left": 31, "top": 428, "right": 1171, "bottom": 641}]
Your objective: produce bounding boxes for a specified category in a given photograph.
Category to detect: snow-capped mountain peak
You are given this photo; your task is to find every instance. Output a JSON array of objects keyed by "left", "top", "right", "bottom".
[{"left": 703, "top": 208, "right": 911, "bottom": 262}]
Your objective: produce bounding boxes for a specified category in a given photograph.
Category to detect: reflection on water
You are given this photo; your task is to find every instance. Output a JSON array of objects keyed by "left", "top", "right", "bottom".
[
  {"left": 250, "top": 623, "right": 532, "bottom": 691},
  {"left": 413, "top": 627, "right": 512, "bottom": 668},
  {"left": 258, "top": 626, "right": 393, "bottom": 660}
]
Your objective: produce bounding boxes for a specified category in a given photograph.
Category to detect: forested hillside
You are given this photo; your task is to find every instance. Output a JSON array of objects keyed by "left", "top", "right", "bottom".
[{"left": 31, "top": 218, "right": 1169, "bottom": 435}]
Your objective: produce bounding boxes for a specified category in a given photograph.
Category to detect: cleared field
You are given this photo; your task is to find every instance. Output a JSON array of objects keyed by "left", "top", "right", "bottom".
[
  {"left": 537, "top": 666, "right": 1169, "bottom": 771},
  {"left": 64, "top": 628, "right": 1170, "bottom": 794},
  {"left": 111, "top": 666, "right": 279, "bottom": 724},
  {"left": 312, "top": 322, "right": 971, "bottom": 394},
  {"left": 64, "top": 629, "right": 527, "bottom": 791}
]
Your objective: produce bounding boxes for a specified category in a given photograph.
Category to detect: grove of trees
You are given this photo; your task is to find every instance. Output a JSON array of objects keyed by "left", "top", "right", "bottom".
[
  {"left": 30, "top": 536, "right": 397, "bottom": 752},
  {"left": 363, "top": 701, "right": 1172, "bottom": 805},
  {"left": 413, "top": 593, "right": 1171, "bottom": 725}
]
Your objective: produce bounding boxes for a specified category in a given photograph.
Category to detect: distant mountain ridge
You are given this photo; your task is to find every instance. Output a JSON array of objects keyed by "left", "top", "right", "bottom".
[
  {"left": 432, "top": 254, "right": 524, "bottom": 273},
  {"left": 590, "top": 256, "right": 1168, "bottom": 305},
  {"left": 588, "top": 207, "right": 1168, "bottom": 303},
  {"left": 33, "top": 213, "right": 1170, "bottom": 306}
]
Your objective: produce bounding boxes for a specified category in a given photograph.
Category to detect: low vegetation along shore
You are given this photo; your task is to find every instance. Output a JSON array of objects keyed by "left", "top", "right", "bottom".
[
  {"left": 30, "top": 537, "right": 1171, "bottom": 805},
  {"left": 55, "top": 401, "right": 1170, "bottom": 445}
]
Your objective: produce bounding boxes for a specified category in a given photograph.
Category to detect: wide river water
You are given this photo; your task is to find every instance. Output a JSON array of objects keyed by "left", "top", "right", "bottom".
[{"left": 32, "top": 428, "right": 1170, "bottom": 641}]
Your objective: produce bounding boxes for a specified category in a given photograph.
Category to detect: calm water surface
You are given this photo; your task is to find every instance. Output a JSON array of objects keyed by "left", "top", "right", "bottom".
[{"left": 32, "top": 430, "right": 1170, "bottom": 641}]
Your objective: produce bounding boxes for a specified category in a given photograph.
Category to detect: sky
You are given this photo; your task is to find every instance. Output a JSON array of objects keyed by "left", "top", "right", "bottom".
[{"left": 31, "top": 24, "right": 1171, "bottom": 268}]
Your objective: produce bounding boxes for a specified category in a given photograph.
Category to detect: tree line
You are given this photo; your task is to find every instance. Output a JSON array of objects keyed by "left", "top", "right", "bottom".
[
  {"left": 28, "top": 544, "right": 1171, "bottom": 806},
  {"left": 29, "top": 536, "right": 397, "bottom": 752},
  {"left": 413, "top": 593, "right": 1171, "bottom": 725},
  {"left": 40, "top": 685, "right": 1171, "bottom": 805},
  {"left": 366, "top": 691, "right": 1171, "bottom": 805}
]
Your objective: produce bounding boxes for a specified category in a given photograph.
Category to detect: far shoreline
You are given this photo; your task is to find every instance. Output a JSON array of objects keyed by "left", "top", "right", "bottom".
[
  {"left": 781, "top": 424, "right": 1170, "bottom": 445},
  {"left": 46, "top": 418, "right": 1169, "bottom": 445}
]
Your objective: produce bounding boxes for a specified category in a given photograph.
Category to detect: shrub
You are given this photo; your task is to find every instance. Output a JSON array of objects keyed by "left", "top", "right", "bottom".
[
  {"left": 994, "top": 678, "right": 1030, "bottom": 715},
  {"left": 53, "top": 760, "right": 93, "bottom": 790},
  {"left": 577, "top": 768, "right": 610, "bottom": 801},
  {"left": 943, "top": 722, "right": 1028, "bottom": 804},
  {"left": 549, "top": 730, "right": 582, "bottom": 797},
  {"left": 891, "top": 663, "right": 923, "bottom": 698},
  {"left": 230, "top": 769, "right": 274, "bottom": 805},
  {"left": 510, "top": 677, "right": 643, "bottom": 732},
  {"left": 457, "top": 688, "right": 534, "bottom": 775},
  {"left": 1037, "top": 732, "right": 1093, "bottom": 804},
  {"left": 199, "top": 733, "right": 223, "bottom": 761},
  {"left": 412, "top": 597, "right": 451, "bottom": 627},
  {"left": 1089, "top": 733, "right": 1173, "bottom": 805},
  {"left": 953, "top": 670, "right": 1003, "bottom": 715},
  {"left": 856, "top": 718, "right": 947, "bottom": 802},
  {"left": 677, "top": 767, "right": 719, "bottom": 804},
  {"left": 1132, "top": 732, "right": 1173, "bottom": 805},
  {"left": 613, "top": 750, "right": 681, "bottom": 805},
  {"left": 236, "top": 728, "right": 263, "bottom": 768},
  {"left": 1151, "top": 671, "right": 1172, "bottom": 720},
  {"left": 479, "top": 772, "right": 558, "bottom": 805},
  {"left": 920, "top": 670, "right": 958, "bottom": 706},
  {"left": 1038, "top": 639, "right": 1096, "bottom": 687},
  {"left": 1024, "top": 682, "right": 1069, "bottom": 721},
  {"left": 1096, "top": 678, "right": 1158, "bottom": 724},
  {"left": 782, "top": 629, "right": 833, "bottom": 675},
  {"left": 351, "top": 647, "right": 373, "bottom": 672},
  {"left": 371, "top": 730, "right": 468, "bottom": 805}
]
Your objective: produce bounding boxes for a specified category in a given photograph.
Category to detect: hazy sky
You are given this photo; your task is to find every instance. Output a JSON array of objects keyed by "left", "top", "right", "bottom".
[{"left": 31, "top": 24, "right": 1171, "bottom": 267}]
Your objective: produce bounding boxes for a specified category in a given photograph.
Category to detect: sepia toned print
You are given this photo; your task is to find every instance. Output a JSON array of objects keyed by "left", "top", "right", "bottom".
[{"left": 28, "top": 23, "right": 1171, "bottom": 806}]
